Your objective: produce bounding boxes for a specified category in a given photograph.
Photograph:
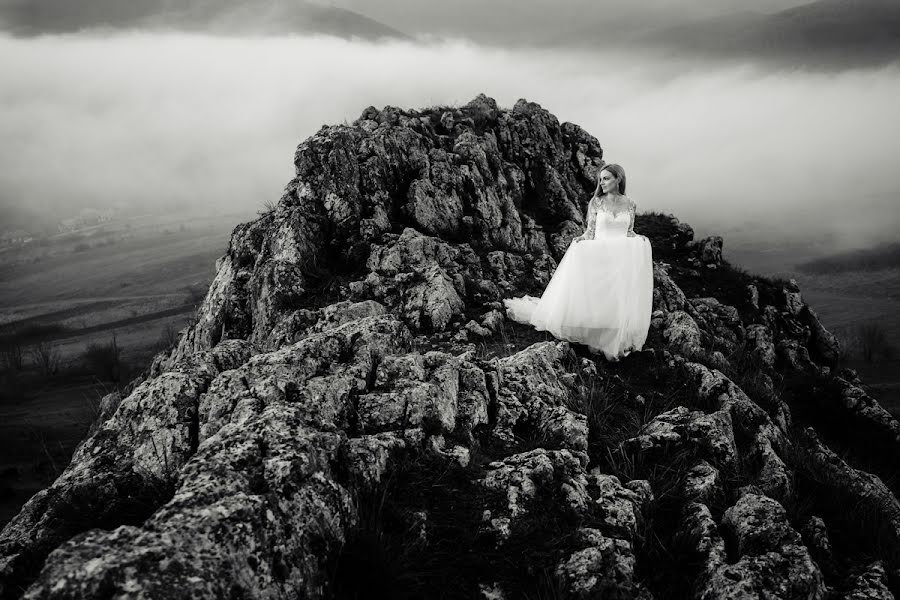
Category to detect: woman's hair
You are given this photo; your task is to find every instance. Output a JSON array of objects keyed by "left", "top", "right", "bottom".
[{"left": 599, "top": 163, "right": 626, "bottom": 195}]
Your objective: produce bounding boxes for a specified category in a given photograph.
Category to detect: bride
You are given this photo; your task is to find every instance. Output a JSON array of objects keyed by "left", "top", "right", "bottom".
[{"left": 503, "top": 163, "right": 654, "bottom": 361}]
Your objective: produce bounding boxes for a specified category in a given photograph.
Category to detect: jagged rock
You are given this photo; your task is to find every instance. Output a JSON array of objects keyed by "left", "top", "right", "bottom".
[
  {"left": 658, "top": 311, "right": 704, "bottom": 355},
  {"left": 161, "top": 94, "right": 605, "bottom": 357},
  {"left": 624, "top": 480, "right": 654, "bottom": 513},
  {"left": 0, "top": 339, "right": 254, "bottom": 593},
  {"left": 554, "top": 474, "right": 655, "bottom": 597},
  {"left": 799, "top": 304, "right": 841, "bottom": 365},
  {"left": 479, "top": 582, "right": 507, "bottom": 600},
  {"left": 21, "top": 405, "right": 355, "bottom": 600},
  {"left": 538, "top": 405, "right": 589, "bottom": 453},
  {"left": 652, "top": 262, "right": 688, "bottom": 313},
  {"left": 746, "top": 324, "right": 777, "bottom": 370},
  {"left": 800, "top": 515, "right": 834, "bottom": 573},
  {"left": 747, "top": 284, "right": 759, "bottom": 311},
  {"left": 266, "top": 299, "right": 388, "bottom": 350},
  {"left": 784, "top": 278, "right": 804, "bottom": 315},
  {"left": 688, "top": 297, "right": 744, "bottom": 355},
  {"left": 555, "top": 528, "right": 637, "bottom": 599},
  {"left": 686, "top": 494, "right": 827, "bottom": 599},
  {"left": 682, "top": 459, "right": 722, "bottom": 504},
  {"left": 752, "top": 426, "right": 793, "bottom": 502},
  {"left": 361, "top": 228, "right": 471, "bottom": 331},
  {"left": 346, "top": 429, "right": 421, "bottom": 488},
  {"left": 676, "top": 502, "right": 728, "bottom": 579},
  {"left": 680, "top": 361, "right": 793, "bottom": 501},
  {"left": 761, "top": 304, "right": 780, "bottom": 333},
  {"left": 481, "top": 309, "right": 505, "bottom": 333},
  {"left": 427, "top": 434, "right": 471, "bottom": 467},
  {"left": 843, "top": 561, "right": 893, "bottom": 599},
  {"left": 364, "top": 348, "right": 480, "bottom": 439},
  {"left": 85, "top": 390, "right": 122, "bottom": 436},
  {"left": 624, "top": 405, "right": 738, "bottom": 470},
  {"left": 491, "top": 341, "right": 588, "bottom": 455},
  {"left": 826, "top": 372, "right": 900, "bottom": 448},
  {"left": 465, "top": 319, "right": 493, "bottom": 337},
  {"left": 797, "top": 428, "right": 900, "bottom": 558},
  {"left": 649, "top": 215, "right": 694, "bottom": 253},
  {"left": 776, "top": 338, "right": 820, "bottom": 374},
  {"left": 691, "top": 235, "right": 723, "bottom": 266},
  {"left": 589, "top": 471, "right": 647, "bottom": 540},
  {"left": 481, "top": 448, "right": 591, "bottom": 527},
  {"left": 198, "top": 316, "right": 410, "bottom": 441}
]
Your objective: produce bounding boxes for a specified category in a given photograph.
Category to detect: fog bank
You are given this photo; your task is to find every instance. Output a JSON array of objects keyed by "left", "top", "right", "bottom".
[{"left": 1, "top": 31, "right": 898, "bottom": 252}]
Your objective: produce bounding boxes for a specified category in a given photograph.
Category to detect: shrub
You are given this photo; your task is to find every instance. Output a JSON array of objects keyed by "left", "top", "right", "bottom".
[
  {"left": 858, "top": 321, "right": 896, "bottom": 362},
  {"left": 83, "top": 332, "right": 122, "bottom": 381},
  {"left": 157, "top": 322, "right": 180, "bottom": 351},
  {"left": 28, "top": 340, "right": 60, "bottom": 377},
  {"left": 0, "top": 339, "right": 24, "bottom": 372},
  {"left": 186, "top": 284, "right": 208, "bottom": 306}
]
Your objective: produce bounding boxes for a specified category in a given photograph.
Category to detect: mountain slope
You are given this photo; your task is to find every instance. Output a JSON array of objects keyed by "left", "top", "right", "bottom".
[
  {"left": 0, "top": 0, "right": 408, "bottom": 40},
  {"left": 1, "top": 94, "right": 898, "bottom": 599},
  {"left": 639, "top": 0, "right": 900, "bottom": 67}
]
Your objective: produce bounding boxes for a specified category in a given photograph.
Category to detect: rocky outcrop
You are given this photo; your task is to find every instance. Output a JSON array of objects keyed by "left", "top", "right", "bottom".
[
  {"left": 3, "top": 95, "right": 899, "bottom": 600},
  {"left": 679, "top": 494, "right": 827, "bottom": 599}
]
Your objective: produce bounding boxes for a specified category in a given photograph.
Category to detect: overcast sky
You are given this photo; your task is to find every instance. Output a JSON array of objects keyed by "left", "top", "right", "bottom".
[{"left": 1, "top": 0, "right": 898, "bottom": 258}]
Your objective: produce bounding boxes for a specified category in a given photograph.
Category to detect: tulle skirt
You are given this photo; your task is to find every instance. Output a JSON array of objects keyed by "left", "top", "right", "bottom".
[{"left": 503, "top": 235, "right": 653, "bottom": 361}]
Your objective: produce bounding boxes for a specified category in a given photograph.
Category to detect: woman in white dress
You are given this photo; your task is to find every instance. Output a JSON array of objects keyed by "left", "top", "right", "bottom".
[{"left": 503, "top": 163, "right": 654, "bottom": 361}]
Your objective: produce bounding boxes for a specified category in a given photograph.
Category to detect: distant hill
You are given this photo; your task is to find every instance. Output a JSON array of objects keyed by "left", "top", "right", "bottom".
[
  {"left": 638, "top": 0, "right": 900, "bottom": 67},
  {"left": 797, "top": 240, "right": 900, "bottom": 274},
  {"left": 0, "top": 0, "right": 409, "bottom": 40}
]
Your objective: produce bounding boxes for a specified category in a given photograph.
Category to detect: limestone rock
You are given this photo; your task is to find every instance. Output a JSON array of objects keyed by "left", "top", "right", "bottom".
[
  {"left": 746, "top": 284, "right": 759, "bottom": 310},
  {"left": 556, "top": 529, "right": 637, "bottom": 599},
  {"left": 651, "top": 262, "right": 688, "bottom": 313},
  {"left": 491, "top": 341, "right": 587, "bottom": 453},
  {"left": 481, "top": 448, "right": 591, "bottom": 525},
  {"left": 688, "top": 297, "right": 744, "bottom": 355},
  {"left": 623, "top": 405, "right": 738, "bottom": 470},
  {"left": 682, "top": 459, "right": 722, "bottom": 504},
  {"left": 692, "top": 235, "right": 723, "bottom": 266},
  {"left": 746, "top": 324, "right": 777, "bottom": 370},
  {"left": 691, "top": 494, "right": 827, "bottom": 599},
  {"left": 799, "top": 304, "right": 841, "bottom": 366},
  {"left": 797, "top": 428, "right": 900, "bottom": 556},
  {"left": 843, "top": 561, "right": 893, "bottom": 599}
]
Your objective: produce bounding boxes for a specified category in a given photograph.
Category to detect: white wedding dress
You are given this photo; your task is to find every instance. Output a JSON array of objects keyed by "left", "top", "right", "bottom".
[{"left": 503, "top": 205, "right": 653, "bottom": 361}]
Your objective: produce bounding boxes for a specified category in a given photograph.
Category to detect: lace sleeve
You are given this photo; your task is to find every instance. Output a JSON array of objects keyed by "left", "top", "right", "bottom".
[
  {"left": 576, "top": 197, "right": 598, "bottom": 241},
  {"left": 626, "top": 199, "right": 637, "bottom": 237}
]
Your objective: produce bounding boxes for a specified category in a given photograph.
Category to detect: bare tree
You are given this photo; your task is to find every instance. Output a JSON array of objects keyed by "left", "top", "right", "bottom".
[
  {"left": 29, "top": 339, "right": 60, "bottom": 376},
  {"left": 158, "top": 322, "right": 180, "bottom": 351},
  {"left": 858, "top": 321, "right": 895, "bottom": 362},
  {"left": 0, "top": 338, "right": 25, "bottom": 372},
  {"left": 83, "top": 331, "right": 122, "bottom": 382}
]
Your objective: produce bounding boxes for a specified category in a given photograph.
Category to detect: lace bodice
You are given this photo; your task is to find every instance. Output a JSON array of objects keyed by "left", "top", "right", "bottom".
[
  {"left": 577, "top": 196, "right": 637, "bottom": 241},
  {"left": 595, "top": 207, "right": 632, "bottom": 238}
]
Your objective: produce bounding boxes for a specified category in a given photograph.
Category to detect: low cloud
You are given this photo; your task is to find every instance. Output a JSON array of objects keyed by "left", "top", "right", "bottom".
[{"left": 1, "top": 31, "right": 898, "bottom": 253}]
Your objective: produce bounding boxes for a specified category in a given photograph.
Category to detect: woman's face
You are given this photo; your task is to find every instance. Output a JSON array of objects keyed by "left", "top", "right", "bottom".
[{"left": 599, "top": 169, "right": 618, "bottom": 194}]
